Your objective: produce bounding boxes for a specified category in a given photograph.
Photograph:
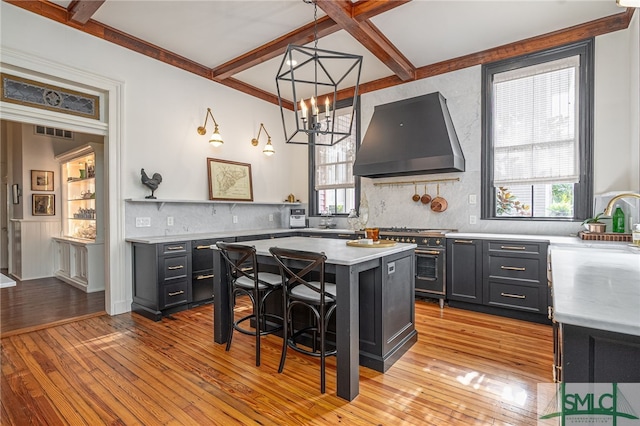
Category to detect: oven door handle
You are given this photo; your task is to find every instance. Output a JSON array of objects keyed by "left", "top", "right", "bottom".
[{"left": 415, "top": 249, "right": 441, "bottom": 255}]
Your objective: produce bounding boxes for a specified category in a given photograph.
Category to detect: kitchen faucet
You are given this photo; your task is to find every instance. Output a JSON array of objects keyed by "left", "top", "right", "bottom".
[{"left": 603, "top": 192, "right": 640, "bottom": 216}]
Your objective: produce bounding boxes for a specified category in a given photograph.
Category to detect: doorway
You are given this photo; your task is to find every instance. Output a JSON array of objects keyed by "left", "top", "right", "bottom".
[
  {"left": 1, "top": 49, "right": 127, "bottom": 318},
  {"left": 1, "top": 119, "right": 107, "bottom": 331}
]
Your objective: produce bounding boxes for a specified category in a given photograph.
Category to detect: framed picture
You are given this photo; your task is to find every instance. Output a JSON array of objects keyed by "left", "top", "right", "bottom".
[
  {"left": 32, "top": 194, "right": 55, "bottom": 216},
  {"left": 207, "top": 158, "right": 253, "bottom": 201},
  {"left": 31, "top": 170, "right": 54, "bottom": 191}
]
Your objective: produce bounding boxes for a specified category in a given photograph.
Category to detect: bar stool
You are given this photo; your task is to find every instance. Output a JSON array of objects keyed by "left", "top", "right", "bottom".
[
  {"left": 216, "top": 242, "right": 283, "bottom": 366},
  {"left": 269, "top": 247, "right": 337, "bottom": 393}
]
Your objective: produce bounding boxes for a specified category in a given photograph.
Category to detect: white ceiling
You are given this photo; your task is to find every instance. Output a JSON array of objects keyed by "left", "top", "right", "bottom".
[{"left": 48, "top": 0, "right": 625, "bottom": 98}]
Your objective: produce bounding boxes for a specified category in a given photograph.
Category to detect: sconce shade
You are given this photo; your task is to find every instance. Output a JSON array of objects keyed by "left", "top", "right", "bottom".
[
  {"left": 197, "top": 108, "right": 223, "bottom": 147},
  {"left": 209, "top": 126, "right": 223, "bottom": 147},
  {"left": 263, "top": 139, "right": 275, "bottom": 156},
  {"left": 276, "top": 44, "right": 362, "bottom": 146}
]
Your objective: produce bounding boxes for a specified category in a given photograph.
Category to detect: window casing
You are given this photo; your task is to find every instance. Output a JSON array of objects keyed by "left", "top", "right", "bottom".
[
  {"left": 309, "top": 98, "right": 360, "bottom": 216},
  {"left": 481, "top": 39, "right": 594, "bottom": 220}
]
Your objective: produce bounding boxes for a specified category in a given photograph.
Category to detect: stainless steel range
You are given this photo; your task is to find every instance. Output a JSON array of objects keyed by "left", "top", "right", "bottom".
[{"left": 378, "top": 228, "right": 453, "bottom": 308}]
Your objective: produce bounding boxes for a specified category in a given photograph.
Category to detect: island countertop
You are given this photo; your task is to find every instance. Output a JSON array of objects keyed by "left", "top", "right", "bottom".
[
  {"left": 214, "top": 236, "right": 416, "bottom": 266},
  {"left": 550, "top": 246, "right": 640, "bottom": 336}
]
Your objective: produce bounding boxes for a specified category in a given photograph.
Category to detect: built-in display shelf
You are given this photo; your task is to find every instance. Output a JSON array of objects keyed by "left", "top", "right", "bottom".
[{"left": 125, "top": 198, "right": 301, "bottom": 211}]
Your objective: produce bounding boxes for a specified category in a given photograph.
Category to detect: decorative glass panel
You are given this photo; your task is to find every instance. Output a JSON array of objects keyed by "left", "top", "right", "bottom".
[{"left": 1, "top": 73, "right": 100, "bottom": 120}]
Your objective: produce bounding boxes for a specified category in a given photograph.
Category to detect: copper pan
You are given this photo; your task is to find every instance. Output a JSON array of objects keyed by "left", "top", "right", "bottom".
[
  {"left": 430, "top": 184, "right": 448, "bottom": 212},
  {"left": 421, "top": 185, "right": 431, "bottom": 204}
]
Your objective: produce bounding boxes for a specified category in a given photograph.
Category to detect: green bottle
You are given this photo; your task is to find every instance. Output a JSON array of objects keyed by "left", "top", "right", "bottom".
[{"left": 612, "top": 206, "right": 625, "bottom": 233}]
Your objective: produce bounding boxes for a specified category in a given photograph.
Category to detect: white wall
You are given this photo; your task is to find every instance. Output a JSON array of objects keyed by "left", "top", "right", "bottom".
[
  {"left": 359, "top": 25, "right": 638, "bottom": 236},
  {"left": 0, "top": 3, "right": 309, "bottom": 205},
  {"left": 1, "top": 2, "right": 307, "bottom": 313}
]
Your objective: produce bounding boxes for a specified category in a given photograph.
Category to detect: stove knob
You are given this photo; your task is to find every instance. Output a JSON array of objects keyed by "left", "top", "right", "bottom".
[
  {"left": 423, "top": 238, "right": 428, "bottom": 245},
  {"left": 436, "top": 239, "right": 441, "bottom": 245},
  {"left": 401, "top": 238, "right": 406, "bottom": 243},
  {"left": 395, "top": 237, "right": 400, "bottom": 242},
  {"left": 411, "top": 238, "right": 416, "bottom": 243}
]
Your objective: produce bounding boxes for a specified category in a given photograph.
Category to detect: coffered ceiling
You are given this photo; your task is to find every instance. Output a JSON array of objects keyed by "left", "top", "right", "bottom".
[{"left": 5, "top": 0, "right": 635, "bottom": 109}]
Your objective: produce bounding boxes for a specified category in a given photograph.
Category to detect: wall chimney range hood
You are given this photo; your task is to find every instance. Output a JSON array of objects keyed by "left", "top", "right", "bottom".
[{"left": 354, "top": 92, "right": 465, "bottom": 178}]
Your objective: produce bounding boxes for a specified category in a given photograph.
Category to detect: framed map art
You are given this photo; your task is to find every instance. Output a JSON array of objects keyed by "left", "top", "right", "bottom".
[{"left": 207, "top": 158, "right": 253, "bottom": 202}]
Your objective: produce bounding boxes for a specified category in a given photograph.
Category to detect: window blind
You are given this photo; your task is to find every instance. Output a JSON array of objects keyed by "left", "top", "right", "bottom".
[
  {"left": 492, "top": 55, "right": 580, "bottom": 186},
  {"left": 315, "top": 113, "right": 356, "bottom": 191}
]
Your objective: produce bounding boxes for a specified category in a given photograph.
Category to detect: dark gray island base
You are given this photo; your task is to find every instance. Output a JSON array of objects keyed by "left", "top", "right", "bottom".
[
  {"left": 561, "top": 324, "right": 640, "bottom": 383},
  {"left": 213, "top": 236, "right": 417, "bottom": 401}
]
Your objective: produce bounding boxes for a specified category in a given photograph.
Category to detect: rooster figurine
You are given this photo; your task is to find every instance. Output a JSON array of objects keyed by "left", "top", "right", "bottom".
[{"left": 141, "top": 168, "right": 162, "bottom": 199}]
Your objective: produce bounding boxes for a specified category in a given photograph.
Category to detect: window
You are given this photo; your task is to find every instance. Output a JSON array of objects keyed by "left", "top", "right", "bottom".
[
  {"left": 482, "top": 39, "right": 594, "bottom": 220},
  {"left": 309, "top": 99, "right": 360, "bottom": 216}
]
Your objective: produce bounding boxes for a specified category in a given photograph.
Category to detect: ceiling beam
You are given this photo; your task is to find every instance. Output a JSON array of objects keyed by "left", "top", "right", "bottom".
[
  {"left": 316, "top": 0, "right": 415, "bottom": 81},
  {"left": 5, "top": 1, "right": 634, "bottom": 111},
  {"left": 352, "top": 0, "right": 412, "bottom": 22},
  {"left": 212, "top": 0, "right": 411, "bottom": 81},
  {"left": 333, "top": 8, "right": 636, "bottom": 102},
  {"left": 67, "top": 0, "right": 105, "bottom": 25},
  {"left": 212, "top": 15, "right": 338, "bottom": 80}
]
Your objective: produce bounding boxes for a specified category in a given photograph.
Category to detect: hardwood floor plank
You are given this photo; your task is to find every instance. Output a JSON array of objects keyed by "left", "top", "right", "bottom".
[
  {"left": 1, "top": 300, "right": 553, "bottom": 425},
  {"left": 1, "top": 274, "right": 105, "bottom": 337}
]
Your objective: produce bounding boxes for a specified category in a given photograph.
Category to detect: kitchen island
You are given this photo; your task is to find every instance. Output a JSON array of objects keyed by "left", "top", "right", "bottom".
[
  {"left": 550, "top": 246, "right": 640, "bottom": 382},
  {"left": 213, "top": 236, "right": 417, "bottom": 401}
]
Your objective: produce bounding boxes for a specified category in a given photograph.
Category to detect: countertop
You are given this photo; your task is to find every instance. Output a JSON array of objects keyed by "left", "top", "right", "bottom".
[
  {"left": 216, "top": 236, "right": 416, "bottom": 266},
  {"left": 125, "top": 228, "right": 357, "bottom": 244},
  {"left": 550, "top": 245, "right": 640, "bottom": 336}
]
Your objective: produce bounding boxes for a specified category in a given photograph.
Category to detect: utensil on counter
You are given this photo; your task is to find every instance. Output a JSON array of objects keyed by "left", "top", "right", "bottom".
[
  {"left": 421, "top": 185, "right": 431, "bottom": 204},
  {"left": 430, "top": 184, "right": 448, "bottom": 212},
  {"left": 412, "top": 184, "right": 420, "bottom": 202}
]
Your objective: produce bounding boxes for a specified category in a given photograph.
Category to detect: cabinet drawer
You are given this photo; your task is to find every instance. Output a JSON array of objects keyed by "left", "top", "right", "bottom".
[
  {"left": 487, "top": 241, "right": 544, "bottom": 256},
  {"left": 162, "top": 255, "right": 189, "bottom": 280},
  {"left": 161, "top": 242, "right": 189, "bottom": 255},
  {"left": 162, "top": 280, "right": 189, "bottom": 308},
  {"left": 486, "top": 281, "right": 544, "bottom": 312},
  {"left": 487, "top": 256, "right": 541, "bottom": 281},
  {"left": 192, "top": 240, "right": 215, "bottom": 271}
]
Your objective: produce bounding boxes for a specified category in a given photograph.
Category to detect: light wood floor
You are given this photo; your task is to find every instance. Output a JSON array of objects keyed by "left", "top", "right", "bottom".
[
  {"left": 1, "top": 273, "right": 105, "bottom": 337},
  {"left": 1, "top": 298, "right": 553, "bottom": 425}
]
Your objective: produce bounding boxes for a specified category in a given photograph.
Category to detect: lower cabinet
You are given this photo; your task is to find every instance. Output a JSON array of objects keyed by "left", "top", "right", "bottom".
[
  {"left": 53, "top": 237, "right": 104, "bottom": 293},
  {"left": 446, "top": 237, "right": 549, "bottom": 322},
  {"left": 446, "top": 238, "right": 482, "bottom": 304},
  {"left": 131, "top": 241, "right": 191, "bottom": 320}
]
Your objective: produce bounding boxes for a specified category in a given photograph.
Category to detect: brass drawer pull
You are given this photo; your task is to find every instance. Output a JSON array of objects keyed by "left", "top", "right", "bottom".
[
  {"left": 166, "top": 245, "right": 185, "bottom": 251},
  {"left": 501, "top": 265, "right": 526, "bottom": 271},
  {"left": 167, "top": 265, "right": 184, "bottom": 270},
  {"left": 500, "top": 245, "right": 526, "bottom": 250},
  {"left": 548, "top": 306, "right": 554, "bottom": 320},
  {"left": 168, "top": 290, "right": 185, "bottom": 296},
  {"left": 195, "top": 274, "right": 214, "bottom": 280},
  {"left": 500, "top": 292, "right": 526, "bottom": 299},
  {"left": 454, "top": 239, "right": 474, "bottom": 244},
  {"left": 195, "top": 245, "right": 212, "bottom": 250}
]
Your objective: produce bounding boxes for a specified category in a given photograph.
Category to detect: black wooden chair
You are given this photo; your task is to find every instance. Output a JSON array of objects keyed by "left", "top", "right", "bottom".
[
  {"left": 216, "top": 242, "right": 283, "bottom": 366},
  {"left": 269, "top": 247, "right": 337, "bottom": 393}
]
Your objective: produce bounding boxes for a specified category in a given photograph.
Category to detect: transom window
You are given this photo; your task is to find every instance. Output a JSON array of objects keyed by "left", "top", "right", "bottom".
[{"left": 481, "top": 39, "right": 594, "bottom": 220}]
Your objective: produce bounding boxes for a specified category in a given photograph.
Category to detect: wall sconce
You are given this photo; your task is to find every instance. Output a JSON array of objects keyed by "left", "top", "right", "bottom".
[
  {"left": 251, "top": 123, "right": 275, "bottom": 156},
  {"left": 197, "top": 108, "right": 223, "bottom": 147}
]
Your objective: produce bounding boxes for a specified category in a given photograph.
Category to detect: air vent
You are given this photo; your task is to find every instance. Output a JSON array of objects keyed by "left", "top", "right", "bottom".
[{"left": 35, "top": 125, "right": 73, "bottom": 139}]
